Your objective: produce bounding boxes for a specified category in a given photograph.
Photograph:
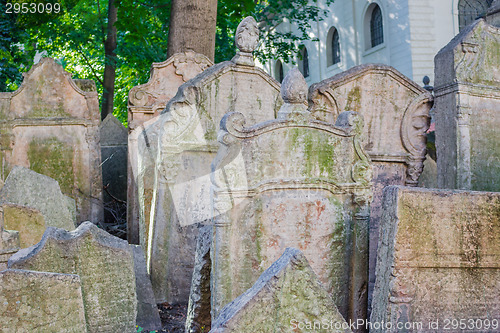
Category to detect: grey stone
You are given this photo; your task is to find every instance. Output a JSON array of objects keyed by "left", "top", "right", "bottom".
[
  {"left": 371, "top": 186, "right": 500, "bottom": 332},
  {"left": 8, "top": 222, "right": 137, "bottom": 333},
  {"left": 210, "top": 248, "right": 352, "bottom": 333},
  {"left": 0, "top": 166, "right": 75, "bottom": 231},
  {"left": 131, "top": 245, "right": 162, "bottom": 331},
  {"left": 0, "top": 269, "right": 87, "bottom": 332}
]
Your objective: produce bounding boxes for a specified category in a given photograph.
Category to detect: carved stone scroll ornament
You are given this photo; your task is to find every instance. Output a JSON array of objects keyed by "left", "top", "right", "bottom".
[{"left": 401, "top": 93, "right": 432, "bottom": 186}]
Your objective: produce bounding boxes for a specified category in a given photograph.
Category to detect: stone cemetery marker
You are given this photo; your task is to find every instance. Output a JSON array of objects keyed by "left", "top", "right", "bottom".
[
  {"left": 0, "top": 166, "right": 75, "bottom": 231},
  {"left": 0, "top": 57, "right": 103, "bottom": 223},
  {"left": 100, "top": 114, "right": 128, "bottom": 224},
  {"left": 127, "top": 51, "right": 213, "bottom": 245},
  {"left": 0, "top": 269, "right": 87, "bottom": 333},
  {"left": 1, "top": 203, "right": 45, "bottom": 248},
  {"left": 371, "top": 186, "right": 500, "bottom": 332},
  {"left": 148, "top": 16, "right": 282, "bottom": 304},
  {"left": 434, "top": 15, "right": 500, "bottom": 192},
  {"left": 0, "top": 206, "right": 20, "bottom": 271},
  {"left": 8, "top": 222, "right": 137, "bottom": 333},
  {"left": 211, "top": 68, "right": 372, "bottom": 324},
  {"left": 210, "top": 248, "right": 352, "bottom": 333},
  {"left": 308, "top": 64, "right": 432, "bottom": 306}
]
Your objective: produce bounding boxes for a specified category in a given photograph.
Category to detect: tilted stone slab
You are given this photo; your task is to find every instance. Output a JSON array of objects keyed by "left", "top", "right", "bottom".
[
  {"left": 148, "top": 17, "right": 283, "bottom": 304},
  {"left": 127, "top": 51, "right": 213, "bottom": 246},
  {"left": 371, "top": 186, "right": 500, "bottom": 332},
  {"left": 308, "top": 64, "right": 433, "bottom": 306},
  {"left": 211, "top": 69, "right": 372, "bottom": 323},
  {"left": 0, "top": 166, "right": 75, "bottom": 231},
  {"left": 210, "top": 248, "right": 352, "bottom": 333},
  {"left": 0, "top": 57, "right": 103, "bottom": 223},
  {"left": 2, "top": 203, "right": 45, "bottom": 248},
  {"left": 0, "top": 269, "right": 87, "bottom": 332},
  {"left": 434, "top": 18, "right": 500, "bottom": 192},
  {"left": 8, "top": 222, "right": 137, "bottom": 333}
]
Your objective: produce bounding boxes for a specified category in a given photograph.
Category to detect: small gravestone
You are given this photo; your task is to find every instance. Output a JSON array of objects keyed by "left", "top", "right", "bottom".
[
  {"left": 0, "top": 206, "right": 20, "bottom": 270},
  {"left": 0, "top": 269, "right": 87, "bottom": 332},
  {"left": 371, "top": 186, "right": 500, "bottom": 331},
  {"left": 0, "top": 166, "right": 75, "bottom": 231},
  {"left": 8, "top": 222, "right": 137, "bottom": 333},
  {"left": 100, "top": 114, "right": 128, "bottom": 225},
  {"left": 2, "top": 203, "right": 45, "bottom": 248},
  {"left": 210, "top": 248, "right": 352, "bottom": 333}
]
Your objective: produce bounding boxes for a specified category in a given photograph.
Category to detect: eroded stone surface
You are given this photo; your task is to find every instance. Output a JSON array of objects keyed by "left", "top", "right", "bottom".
[
  {"left": 371, "top": 186, "right": 500, "bottom": 332},
  {"left": 0, "top": 269, "right": 87, "bottom": 333},
  {"left": 308, "top": 64, "right": 433, "bottom": 309},
  {"left": 8, "top": 222, "right": 137, "bottom": 333},
  {"left": 0, "top": 166, "right": 75, "bottom": 231},
  {"left": 2, "top": 203, "right": 45, "bottom": 248},
  {"left": 0, "top": 58, "right": 103, "bottom": 223},
  {"left": 210, "top": 248, "right": 352, "bottom": 333},
  {"left": 147, "top": 17, "right": 283, "bottom": 304},
  {"left": 434, "top": 19, "right": 500, "bottom": 192}
]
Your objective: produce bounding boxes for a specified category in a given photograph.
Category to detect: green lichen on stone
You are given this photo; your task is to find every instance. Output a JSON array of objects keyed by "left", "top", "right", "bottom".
[
  {"left": 345, "top": 86, "right": 361, "bottom": 112},
  {"left": 27, "top": 137, "right": 75, "bottom": 195}
]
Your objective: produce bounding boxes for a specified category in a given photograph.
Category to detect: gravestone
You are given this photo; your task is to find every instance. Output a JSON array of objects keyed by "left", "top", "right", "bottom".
[
  {"left": 0, "top": 206, "right": 20, "bottom": 271},
  {"left": 211, "top": 69, "right": 372, "bottom": 325},
  {"left": 0, "top": 57, "right": 103, "bottom": 223},
  {"left": 148, "top": 16, "right": 283, "bottom": 304},
  {"left": 210, "top": 248, "right": 352, "bottom": 333},
  {"left": 434, "top": 15, "right": 500, "bottom": 192},
  {"left": 127, "top": 51, "right": 213, "bottom": 246},
  {"left": 0, "top": 166, "right": 75, "bottom": 231},
  {"left": 0, "top": 269, "right": 87, "bottom": 332},
  {"left": 100, "top": 114, "right": 128, "bottom": 225},
  {"left": 308, "top": 64, "right": 432, "bottom": 308},
  {"left": 1, "top": 203, "right": 45, "bottom": 248},
  {"left": 371, "top": 186, "right": 500, "bottom": 332},
  {"left": 8, "top": 222, "right": 137, "bottom": 333}
]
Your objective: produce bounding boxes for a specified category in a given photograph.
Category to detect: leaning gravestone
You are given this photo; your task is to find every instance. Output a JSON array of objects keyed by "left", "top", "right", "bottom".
[
  {"left": 0, "top": 206, "right": 20, "bottom": 271},
  {"left": 0, "top": 269, "right": 87, "bottom": 332},
  {"left": 127, "top": 51, "right": 213, "bottom": 246},
  {"left": 308, "top": 64, "right": 432, "bottom": 307},
  {"left": 371, "top": 186, "right": 500, "bottom": 332},
  {"left": 148, "top": 16, "right": 283, "bottom": 304},
  {"left": 0, "top": 166, "right": 75, "bottom": 231},
  {"left": 0, "top": 57, "right": 103, "bottom": 223},
  {"left": 211, "top": 69, "right": 372, "bottom": 325},
  {"left": 1, "top": 203, "right": 45, "bottom": 248},
  {"left": 434, "top": 13, "right": 500, "bottom": 192},
  {"left": 8, "top": 222, "right": 137, "bottom": 333},
  {"left": 210, "top": 248, "right": 352, "bottom": 333}
]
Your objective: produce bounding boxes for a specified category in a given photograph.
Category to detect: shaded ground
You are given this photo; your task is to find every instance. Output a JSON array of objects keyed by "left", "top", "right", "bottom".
[{"left": 156, "top": 302, "right": 188, "bottom": 333}]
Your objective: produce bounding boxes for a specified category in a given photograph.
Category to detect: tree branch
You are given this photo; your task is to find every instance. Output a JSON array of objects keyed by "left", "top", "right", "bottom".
[{"left": 76, "top": 46, "right": 104, "bottom": 86}]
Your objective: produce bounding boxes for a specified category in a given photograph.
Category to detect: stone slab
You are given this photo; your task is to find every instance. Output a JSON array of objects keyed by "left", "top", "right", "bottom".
[
  {"left": 8, "top": 222, "right": 137, "bottom": 333},
  {"left": 210, "top": 248, "right": 351, "bottom": 333},
  {"left": 0, "top": 269, "right": 87, "bottom": 332},
  {"left": 371, "top": 186, "right": 500, "bottom": 332},
  {"left": 2, "top": 203, "right": 45, "bottom": 248}
]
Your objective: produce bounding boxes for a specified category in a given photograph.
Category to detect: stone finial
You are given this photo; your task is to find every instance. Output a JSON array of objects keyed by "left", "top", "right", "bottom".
[
  {"left": 232, "top": 17, "right": 259, "bottom": 66},
  {"left": 277, "top": 68, "right": 309, "bottom": 119}
]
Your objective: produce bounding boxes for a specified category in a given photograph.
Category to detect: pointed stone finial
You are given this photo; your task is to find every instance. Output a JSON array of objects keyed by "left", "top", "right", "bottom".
[
  {"left": 232, "top": 17, "right": 259, "bottom": 66},
  {"left": 277, "top": 68, "right": 309, "bottom": 119}
]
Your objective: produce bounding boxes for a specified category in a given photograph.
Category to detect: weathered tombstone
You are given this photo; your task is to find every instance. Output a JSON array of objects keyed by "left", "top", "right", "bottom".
[
  {"left": 210, "top": 248, "right": 352, "bottom": 333},
  {"left": 148, "top": 17, "right": 283, "bottom": 304},
  {"left": 0, "top": 57, "right": 103, "bottom": 223},
  {"left": 0, "top": 206, "right": 20, "bottom": 271},
  {"left": 100, "top": 114, "right": 128, "bottom": 225},
  {"left": 131, "top": 244, "right": 162, "bottom": 331},
  {"left": 211, "top": 69, "right": 372, "bottom": 325},
  {"left": 0, "top": 166, "right": 75, "bottom": 231},
  {"left": 1, "top": 203, "right": 45, "bottom": 248},
  {"left": 434, "top": 14, "right": 500, "bottom": 192},
  {"left": 371, "top": 186, "right": 500, "bottom": 332},
  {"left": 0, "top": 269, "right": 87, "bottom": 332},
  {"left": 308, "top": 64, "right": 432, "bottom": 307},
  {"left": 127, "top": 51, "right": 213, "bottom": 246},
  {"left": 8, "top": 222, "right": 137, "bottom": 333}
]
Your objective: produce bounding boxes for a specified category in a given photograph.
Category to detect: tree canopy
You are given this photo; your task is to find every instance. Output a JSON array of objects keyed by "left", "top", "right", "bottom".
[{"left": 1, "top": 0, "right": 333, "bottom": 124}]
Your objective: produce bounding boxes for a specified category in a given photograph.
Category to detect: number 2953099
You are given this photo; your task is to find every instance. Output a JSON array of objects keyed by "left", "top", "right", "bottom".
[{"left": 5, "top": 2, "right": 61, "bottom": 14}]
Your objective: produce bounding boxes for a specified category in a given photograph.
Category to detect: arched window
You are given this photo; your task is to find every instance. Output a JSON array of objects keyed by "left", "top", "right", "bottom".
[
  {"left": 299, "top": 47, "right": 309, "bottom": 78},
  {"left": 370, "top": 4, "right": 384, "bottom": 48},
  {"left": 458, "top": 0, "right": 493, "bottom": 31},
  {"left": 275, "top": 60, "right": 284, "bottom": 83},
  {"left": 327, "top": 27, "right": 341, "bottom": 66}
]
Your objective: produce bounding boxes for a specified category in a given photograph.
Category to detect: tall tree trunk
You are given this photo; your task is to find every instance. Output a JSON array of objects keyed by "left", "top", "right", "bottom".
[
  {"left": 167, "top": 0, "right": 218, "bottom": 61},
  {"left": 101, "top": 0, "right": 117, "bottom": 120}
]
